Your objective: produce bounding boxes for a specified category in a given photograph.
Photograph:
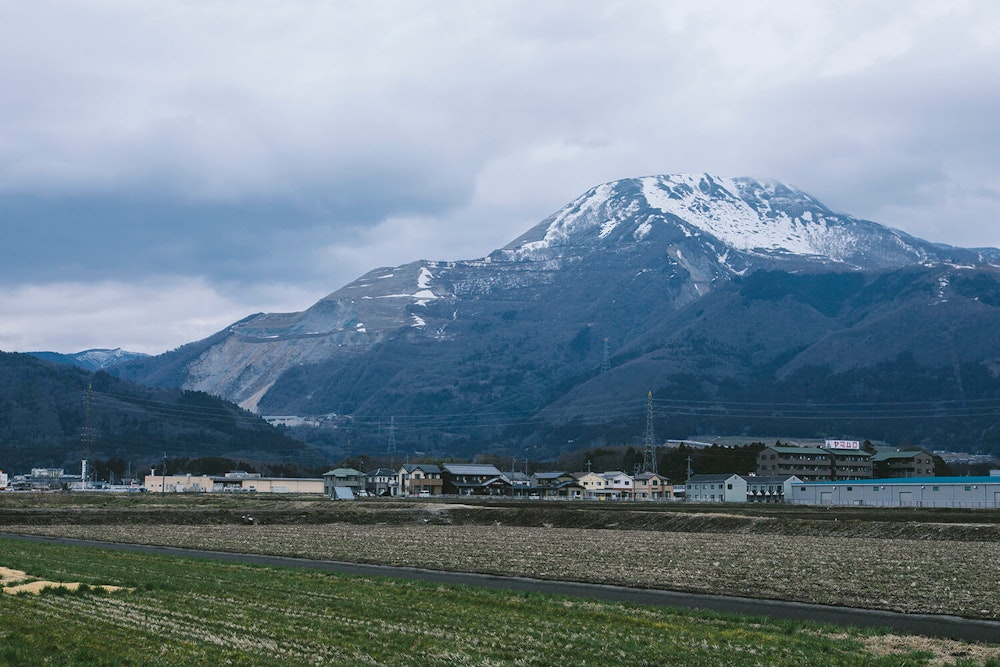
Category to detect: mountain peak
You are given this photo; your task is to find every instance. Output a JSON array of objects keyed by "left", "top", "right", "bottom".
[
  {"left": 115, "top": 172, "right": 1000, "bottom": 447},
  {"left": 497, "top": 173, "right": 985, "bottom": 272}
]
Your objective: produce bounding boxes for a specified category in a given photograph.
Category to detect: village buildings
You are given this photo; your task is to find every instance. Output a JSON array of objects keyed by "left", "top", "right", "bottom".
[
  {"left": 36, "top": 440, "right": 998, "bottom": 508},
  {"left": 397, "top": 463, "right": 444, "bottom": 497},
  {"left": 871, "top": 450, "right": 936, "bottom": 478},
  {"left": 685, "top": 474, "right": 748, "bottom": 503}
]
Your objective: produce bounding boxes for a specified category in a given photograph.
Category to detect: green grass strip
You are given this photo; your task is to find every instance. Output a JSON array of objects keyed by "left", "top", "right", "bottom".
[{"left": 0, "top": 537, "right": 993, "bottom": 666}]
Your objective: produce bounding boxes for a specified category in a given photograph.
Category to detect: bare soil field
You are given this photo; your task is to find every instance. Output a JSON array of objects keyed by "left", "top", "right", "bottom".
[{"left": 3, "top": 494, "right": 999, "bottom": 621}]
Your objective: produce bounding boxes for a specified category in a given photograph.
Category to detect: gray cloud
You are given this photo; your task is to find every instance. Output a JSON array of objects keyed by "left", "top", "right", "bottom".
[{"left": 2, "top": 1, "right": 999, "bottom": 353}]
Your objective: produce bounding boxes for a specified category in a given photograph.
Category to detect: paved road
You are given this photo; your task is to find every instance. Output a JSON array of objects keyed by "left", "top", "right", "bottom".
[{"left": 4, "top": 533, "right": 999, "bottom": 643}]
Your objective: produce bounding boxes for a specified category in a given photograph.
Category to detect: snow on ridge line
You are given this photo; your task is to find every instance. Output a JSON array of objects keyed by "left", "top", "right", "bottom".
[
  {"left": 639, "top": 175, "right": 856, "bottom": 260},
  {"left": 501, "top": 172, "right": 934, "bottom": 265}
]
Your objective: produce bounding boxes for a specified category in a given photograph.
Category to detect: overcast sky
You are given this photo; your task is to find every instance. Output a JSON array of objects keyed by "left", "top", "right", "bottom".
[{"left": 2, "top": 1, "right": 998, "bottom": 355}]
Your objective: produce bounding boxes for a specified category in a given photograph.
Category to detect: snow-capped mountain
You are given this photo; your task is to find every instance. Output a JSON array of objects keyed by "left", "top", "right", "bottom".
[
  {"left": 500, "top": 174, "right": 991, "bottom": 269},
  {"left": 115, "top": 174, "right": 1000, "bottom": 457},
  {"left": 30, "top": 347, "right": 149, "bottom": 371}
]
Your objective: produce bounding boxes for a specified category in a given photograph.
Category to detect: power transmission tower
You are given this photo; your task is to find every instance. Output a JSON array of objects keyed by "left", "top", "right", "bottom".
[
  {"left": 642, "top": 391, "right": 658, "bottom": 474},
  {"left": 601, "top": 338, "right": 610, "bottom": 373},
  {"left": 80, "top": 383, "right": 96, "bottom": 450},
  {"left": 81, "top": 384, "right": 96, "bottom": 489},
  {"left": 387, "top": 416, "right": 396, "bottom": 467}
]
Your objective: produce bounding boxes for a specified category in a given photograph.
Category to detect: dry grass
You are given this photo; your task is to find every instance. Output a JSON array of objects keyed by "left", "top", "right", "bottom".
[
  {"left": 862, "top": 634, "right": 1000, "bottom": 667},
  {"left": 0, "top": 564, "right": 131, "bottom": 595}
]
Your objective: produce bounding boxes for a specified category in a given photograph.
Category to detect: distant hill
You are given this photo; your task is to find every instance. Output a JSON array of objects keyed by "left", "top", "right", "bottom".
[
  {"left": 113, "top": 174, "right": 1000, "bottom": 460},
  {"left": 29, "top": 348, "right": 149, "bottom": 371},
  {"left": 0, "top": 351, "right": 317, "bottom": 473}
]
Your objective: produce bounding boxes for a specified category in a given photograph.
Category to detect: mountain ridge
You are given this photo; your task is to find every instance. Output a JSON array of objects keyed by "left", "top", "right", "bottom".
[
  {"left": 112, "top": 173, "right": 1000, "bottom": 458},
  {"left": 29, "top": 348, "right": 149, "bottom": 371},
  {"left": 0, "top": 351, "right": 312, "bottom": 472}
]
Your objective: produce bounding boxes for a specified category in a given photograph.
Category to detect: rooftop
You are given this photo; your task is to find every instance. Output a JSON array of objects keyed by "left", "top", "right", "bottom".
[
  {"left": 442, "top": 464, "right": 503, "bottom": 476},
  {"left": 765, "top": 446, "right": 830, "bottom": 456},
  {"left": 871, "top": 451, "right": 929, "bottom": 462},
  {"left": 687, "top": 473, "right": 743, "bottom": 483},
  {"left": 799, "top": 476, "right": 998, "bottom": 486}
]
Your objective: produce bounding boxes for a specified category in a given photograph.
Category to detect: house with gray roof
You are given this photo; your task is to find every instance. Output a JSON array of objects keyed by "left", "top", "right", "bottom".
[
  {"left": 322, "top": 467, "right": 365, "bottom": 497},
  {"left": 685, "top": 474, "right": 747, "bottom": 502},
  {"left": 745, "top": 475, "right": 801, "bottom": 503},
  {"left": 442, "top": 463, "right": 510, "bottom": 496},
  {"left": 397, "top": 463, "right": 443, "bottom": 497},
  {"left": 366, "top": 467, "right": 398, "bottom": 496}
]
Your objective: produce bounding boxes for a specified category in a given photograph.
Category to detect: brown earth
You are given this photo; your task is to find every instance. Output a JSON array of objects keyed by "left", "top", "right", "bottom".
[{"left": 1, "top": 496, "right": 998, "bottom": 541}]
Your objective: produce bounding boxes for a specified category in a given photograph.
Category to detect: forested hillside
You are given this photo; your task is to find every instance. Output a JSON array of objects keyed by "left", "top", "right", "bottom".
[{"left": 0, "top": 352, "right": 315, "bottom": 473}]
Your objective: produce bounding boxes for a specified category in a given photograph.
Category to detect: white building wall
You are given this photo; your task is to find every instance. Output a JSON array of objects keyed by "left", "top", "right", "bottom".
[{"left": 788, "top": 479, "right": 1000, "bottom": 508}]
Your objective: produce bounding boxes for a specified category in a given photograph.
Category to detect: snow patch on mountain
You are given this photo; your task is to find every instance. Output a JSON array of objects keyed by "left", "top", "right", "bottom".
[
  {"left": 640, "top": 174, "right": 860, "bottom": 261},
  {"left": 29, "top": 347, "right": 149, "bottom": 371}
]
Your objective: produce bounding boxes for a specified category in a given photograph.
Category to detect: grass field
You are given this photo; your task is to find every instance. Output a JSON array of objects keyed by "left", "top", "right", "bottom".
[
  {"left": 2, "top": 494, "right": 999, "bottom": 665},
  {"left": 5, "top": 494, "right": 1000, "bottom": 620},
  {"left": 1, "top": 537, "right": 998, "bottom": 666}
]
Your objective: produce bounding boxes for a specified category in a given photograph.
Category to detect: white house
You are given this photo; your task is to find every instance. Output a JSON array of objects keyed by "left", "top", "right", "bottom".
[
  {"left": 599, "top": 471, "right": 634, "bottom": 500},
  {"left": 685, "top": 474, "right": 747, "bottom": 502}
]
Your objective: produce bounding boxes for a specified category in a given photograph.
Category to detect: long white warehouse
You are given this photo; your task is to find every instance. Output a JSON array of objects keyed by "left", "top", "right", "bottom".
[{"left": 787, "top": 476, "right": 1000, "bottom": 508}]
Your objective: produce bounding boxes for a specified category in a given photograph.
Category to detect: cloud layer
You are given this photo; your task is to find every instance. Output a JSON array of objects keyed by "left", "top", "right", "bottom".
[{"left": 2, "top": 1, "right": 999, "bottom": 353}]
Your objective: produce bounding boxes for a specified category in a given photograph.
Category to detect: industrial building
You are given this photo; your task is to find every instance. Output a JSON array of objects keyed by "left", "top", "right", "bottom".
[
  {"left": 144, "top": 471, "right": 323, "bottom": 494},
  {"left": 787, "top": 476, "right": 1000, "bottom": 508}
]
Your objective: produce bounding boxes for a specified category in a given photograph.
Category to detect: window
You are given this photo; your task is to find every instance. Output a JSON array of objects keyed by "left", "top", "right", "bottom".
[
  {"left": 932, "top": 486, "right": 939, "bottom": 491},
  {"left": 727, "top": 483, "right": 733, "bottom": 490}
]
